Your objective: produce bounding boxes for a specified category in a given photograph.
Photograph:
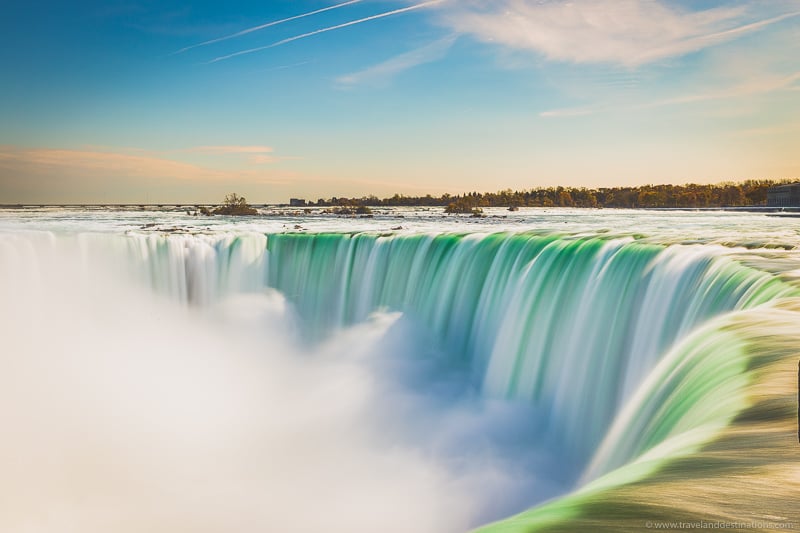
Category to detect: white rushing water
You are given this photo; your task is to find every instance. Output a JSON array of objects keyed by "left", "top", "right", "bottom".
[{"left": 1, "top": 207, "right": 799, "bottom": 533}]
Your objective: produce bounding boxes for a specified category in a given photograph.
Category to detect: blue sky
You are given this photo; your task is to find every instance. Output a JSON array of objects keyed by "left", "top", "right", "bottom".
[{"left": 1, "top": 0, "right": 799, "bottom": 203}]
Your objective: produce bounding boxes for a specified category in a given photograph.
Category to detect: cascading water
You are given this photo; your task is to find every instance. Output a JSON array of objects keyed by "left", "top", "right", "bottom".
[
  {"left": 112, "top": 232, "right": 793, "bottom": 465},
  {"left": 2, "top": 226, "right": 799, "bottom": 532}
]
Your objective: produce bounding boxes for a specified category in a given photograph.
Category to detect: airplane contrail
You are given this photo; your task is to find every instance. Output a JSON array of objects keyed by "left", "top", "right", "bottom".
[
  {"left": 208, "top": 0, "right": 444, "bottom": 64},
  {"left": 172, "top": 0, "right": 364, "bottom": 55}
]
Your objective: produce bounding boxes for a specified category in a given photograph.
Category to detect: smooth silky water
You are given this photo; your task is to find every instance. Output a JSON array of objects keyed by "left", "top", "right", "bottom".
[{"left": 1, "top": 207, "right": 799, "bottom": 532}]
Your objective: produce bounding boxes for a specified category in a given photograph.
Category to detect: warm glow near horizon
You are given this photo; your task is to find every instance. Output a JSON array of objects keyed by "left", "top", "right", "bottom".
[{"left": 1, "top": 1, "right": 799, "bottom": 203}]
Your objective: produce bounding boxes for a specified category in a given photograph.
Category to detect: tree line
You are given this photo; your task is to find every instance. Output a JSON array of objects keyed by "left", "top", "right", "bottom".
[{"left": 304, "top": 179, "right": 794, "bottom": 210}]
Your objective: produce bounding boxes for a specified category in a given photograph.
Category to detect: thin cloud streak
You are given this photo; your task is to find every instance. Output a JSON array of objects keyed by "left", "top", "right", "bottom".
[
  {"left": 209, "top": 0, "right": 444, "bottom": 64},
  {"left": 730, "top": 122, "right": 800, "bottom": 138},
  {"left": 540, "top": 106, "right": 602, "bottom": 118},
  {"left": 0, "top": 146, "right": 233, "bottom": 181},
  {"left": 0, "top": 146, "right": 289, "bottom": 182},
  {"left": 189, "top": 145, "right": 273, "bottom": 155},
  {"left": 637, "top": 10, "right": 800, "bottom": 64},
  {"left": 336, "top": 36, "right": 456, "bottom": 87},
  {"left": 172, "top": 0, "right": 363, "bottom": 55},
  {"left": 540, "top": 71, "right": 800, "bottom": 117},
  {"left": 266, "top": 60, "right": 315, "bottom": 72},
  {"left": 637, "top": 71, "right": 800, "bottom": 109},
  {"left": 700, "top": 10, "right": 800, "bottom": 41}
]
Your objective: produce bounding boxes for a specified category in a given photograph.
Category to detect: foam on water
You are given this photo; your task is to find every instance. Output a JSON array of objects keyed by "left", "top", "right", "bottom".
[{"left": 1, "top": 210, "right": 799, "bottom": 531}]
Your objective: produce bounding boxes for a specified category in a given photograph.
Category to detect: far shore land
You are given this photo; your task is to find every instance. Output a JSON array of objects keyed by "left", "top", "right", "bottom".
[{"left": 2, "top": 179, "right": 798, "bottom": 212}]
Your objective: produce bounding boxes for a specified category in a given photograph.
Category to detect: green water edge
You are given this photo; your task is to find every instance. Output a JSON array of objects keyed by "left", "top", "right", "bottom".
[
  {"left": 134, "top": 230, "right": 800, "bottom": 531},
  {"left": 476, "top": 300, "right": 800, "bottom": 532}
]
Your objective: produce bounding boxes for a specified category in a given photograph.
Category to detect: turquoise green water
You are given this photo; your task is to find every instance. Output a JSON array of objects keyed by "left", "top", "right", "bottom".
[
  {"left": 114, "top": 231, "right": 800, "bottom": 490},
  {"left": 260, "top": 233, "right": 796, "bottom": 470},
  {"left": 6, "top": 228, "right": 798, "bottom": 530}
]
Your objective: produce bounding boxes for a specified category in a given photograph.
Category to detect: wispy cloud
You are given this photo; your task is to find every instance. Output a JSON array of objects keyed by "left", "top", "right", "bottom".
[
  {"left": 209, "top": 0, "right": 444, "bottom": 64},
  {"left": 632, "top": 10, "right": 800, "bottom": 65},
  {"left": 639, "top": 71, "right": 800, "bottom": 108},
  {"left": 0, "top": 146, "right": 228, "bottom": 181},
  {"left": 540, "top": 106, "right": 603, "bottom": 118},
  {"left": 336, "top": 36, "right": 456, "bottom": 87},
  {"left": 265, "top": 60, "right": 315, "bottom": 72},
  {"left": 172, "top": 0, "right": 364, "bottom": 55},
  {"left": 540, "top": 71, "right": 800, "bottom": 117},
  {"left": 0, "top": 146, "right": 287, "bottom": 182},
  {"left": 189, "top": 145, "right": 273, "bottom": 155},
  {"left": 441, "top": 0, "right": 800, "bottom": 67},
  {"left": 730, "top": 122, "right": 800, "bottom": 138},
  {"left": 184, "top": 145, "right": 278, "bottom": 164}
]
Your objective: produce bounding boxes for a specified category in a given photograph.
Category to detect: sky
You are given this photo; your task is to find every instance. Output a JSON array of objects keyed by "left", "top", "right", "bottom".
[{"left": 1, "top": 0, "right": 799, "bottom": 203}]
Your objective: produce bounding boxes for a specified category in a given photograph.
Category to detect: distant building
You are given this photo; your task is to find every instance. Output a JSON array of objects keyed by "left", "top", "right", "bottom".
[
  {"left": 767, "top": 183, "right": 800, "bottom": 207},
  {"left": 289, "top": 198, "right": 307, "bottom": 207}
]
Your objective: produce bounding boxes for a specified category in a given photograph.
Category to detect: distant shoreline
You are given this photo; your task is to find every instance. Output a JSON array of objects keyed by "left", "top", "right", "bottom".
[{"left": 3, "top": 179, "right": 797, "bottom": 210}]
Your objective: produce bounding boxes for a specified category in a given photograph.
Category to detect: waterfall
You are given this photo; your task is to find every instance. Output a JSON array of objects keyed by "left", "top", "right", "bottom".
[
  {"left": 3, "top": 229, "right": 798, "bottom": 532},
  {"left": 93, "top": 231, "right": 793, "bottom": 470}
]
